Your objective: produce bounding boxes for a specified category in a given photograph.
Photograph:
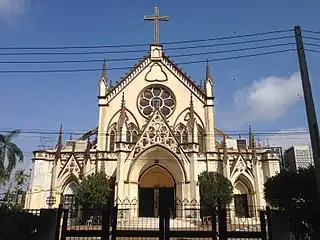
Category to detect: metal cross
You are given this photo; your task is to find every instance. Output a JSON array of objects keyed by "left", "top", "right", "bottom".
[{"left": 144, "top": 7, "right": 169, "bottom": 44}]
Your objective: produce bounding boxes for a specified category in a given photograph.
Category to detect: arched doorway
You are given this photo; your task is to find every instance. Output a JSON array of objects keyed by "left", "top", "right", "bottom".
[
  {"left": 138, "top": 165, "right": 175, "bottom": 217},
  {"left": 61, "top": 181, "right": 79, "bottom": 218},
  {"left": 233, "top": 175, "right": 254, "bottom": 218}
]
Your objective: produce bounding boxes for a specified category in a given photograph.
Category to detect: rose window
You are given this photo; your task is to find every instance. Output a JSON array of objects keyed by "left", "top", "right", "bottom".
[{"left": 138, "top": 85, "right": 175, "bottom": 118}]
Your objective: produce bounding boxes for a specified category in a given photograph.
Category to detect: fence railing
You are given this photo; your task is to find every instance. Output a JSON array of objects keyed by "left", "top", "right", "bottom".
[{"left": 17, "top": 201, "right": 270, "bottom": 240}]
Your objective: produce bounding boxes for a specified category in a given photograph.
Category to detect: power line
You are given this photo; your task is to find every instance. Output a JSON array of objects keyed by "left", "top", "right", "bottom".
[
  {"left": 0, "top": 43, "right": 295, "bottom": 64},
  {"left": 304, "top": 36, "right": 320, "bottom": 42},
  {"left": 305, "top": 43, "right": 320, "bottom": 48},
  {"left": 303, "top": 29, "right": 320, "bottom": 35},
  {"left": 0, "top": 36, "right": 293, "bottom": 56},
  {"left": 306, "top": 49, "right": 320, "bottom": 54},
  {"left": 0, "top": 29, "right": 292, "bottom": 51},
  {"left": 0, "top": 129, "right": 312, "bottom": 137},
  {"left": 0, "top": 49, "right": 295, "bottom": 74}
]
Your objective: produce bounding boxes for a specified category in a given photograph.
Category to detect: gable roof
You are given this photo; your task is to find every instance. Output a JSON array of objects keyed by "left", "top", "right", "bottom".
[{"left": 100, "top": 49, "right": 207, "bottom": 104}]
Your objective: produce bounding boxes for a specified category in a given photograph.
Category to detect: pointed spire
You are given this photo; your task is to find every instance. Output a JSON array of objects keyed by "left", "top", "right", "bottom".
[
  {"left": 118, "top": 92, "right": 128, "bottom": 133},
  {"left": 55, "top": 125, "right": 63, "bottom": 163},
  {"left": 187, "top": 94, "right": 196, "bottom": 127},
  {"left": 121, "top": 92, "right": 126, "bottom": 110},
  {"left": 99, "top": 58, "right": 108, "bottom": 87},
  {"left": 222, "top": 135, "right": 228, "bottom": 161},
  {"left": 72, "top": 141, "right": 76, "bottom": 153},
  {"left": 189, "top": 94, "right": 194, "bottom": 114},
  {"left": 56, "top": 125, "right": 63, "bottom": 148},
  {"left": 101, "top": 58, "right": 107, "bottom": 78},
  {"left": 249, "top": 125, "right": 253, "bottom": 149},
  {"left": 81, "top": 137, "right": 91, "bottom": 179},
  {"left": 206, "top": 59, "right": 211, "bottom": 80},
  {"left": 252, "top": 135, "right": 257, "bottom": 163}
]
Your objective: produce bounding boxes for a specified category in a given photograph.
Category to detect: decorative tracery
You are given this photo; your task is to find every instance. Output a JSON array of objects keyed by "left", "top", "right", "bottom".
[
  {"left": 108, "top": 123, "right": 117, "bottom": 152},
  {"left": 134, "top": 111, "right": 178, "bottom": 154},
  {"left": 126, "top": 123, "right": 138, "bottom": 143},
  {"left": 175, "top": 123, "right": 188, "bottom": 144},
  {"left": 197, "top": 124, "right": 205, "bottom": 153},
  {"left": 138, "top": 85, "right": 175, "bottom": 118}
]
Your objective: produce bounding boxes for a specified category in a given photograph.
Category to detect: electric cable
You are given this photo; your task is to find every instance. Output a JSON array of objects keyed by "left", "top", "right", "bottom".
[
  {"left": 0, "top": 29, "right": 293, "bottom": 51},
  {"left": 0, "top": 43, "right": 295, "bottom": 64},
  {"left": 0, "top": 49, "right": 296, "bottom": 74}
]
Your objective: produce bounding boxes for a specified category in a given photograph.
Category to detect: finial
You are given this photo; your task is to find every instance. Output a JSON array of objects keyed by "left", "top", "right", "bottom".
[
  {"left": 249, "top": 125, "right": 253, "bottom": 149},
  {"left": 102, "top": 58, "right": 106, "bottom": 77},
  {"left": 121, "top": 92, "right": 125, "bottom": 109},
  {"left": 199, "top": 79, "right": 203, "bottom": 90},
  {"left": 57, "top": 125, "right": 63, "bottom": 148},
  {"left": 54, "top": 125, "right": 63, "bottom": 162},
  {"left": 252, "top": 135, "right": 257, "bottom": 162},
  {"left": 206, "top": 59, "right": 211, "bottom": 80},
  {"left": 69, "top": 133, "right": 72, "bottom": 140},
  {"left": 223, "top": 135, "right": 228, "bottom": 161},
  {"left": 72, "top": 141, "right": 76, "bottom": 153}
]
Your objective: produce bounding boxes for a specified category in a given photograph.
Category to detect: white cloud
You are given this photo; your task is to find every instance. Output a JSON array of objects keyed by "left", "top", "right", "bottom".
[
  {"left": 259, "top": 127, "right": 311, "bottom": 150},
  {"left": 229, "top": 72, "right": 303, "bottom": 125},
  {"left": 0, "top": 0, "right": 27, "bottom": 21}
]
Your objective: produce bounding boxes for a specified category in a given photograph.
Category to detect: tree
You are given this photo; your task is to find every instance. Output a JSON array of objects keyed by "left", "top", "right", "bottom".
[
  {"left": 264, "top": 166, "right": 319, "bottom": 239},
  {"left": 198, "top": 171, "right": 234, "bottom": 210},
  {"left": 0, "top": 130, "right": 24, "bottom": 184},
  {"left": 75, "top": 171, "right": 115, "bottom": 208},
  {"left": 14, "top": 169, "right": 30, "bottom": 188}
]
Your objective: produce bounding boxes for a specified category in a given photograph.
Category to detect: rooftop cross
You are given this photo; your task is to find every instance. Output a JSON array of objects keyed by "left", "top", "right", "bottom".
[{"left": 144, "top": 7, "right": 169, "bottom": 45}]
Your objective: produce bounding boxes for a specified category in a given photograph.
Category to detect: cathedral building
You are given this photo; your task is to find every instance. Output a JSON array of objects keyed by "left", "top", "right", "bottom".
[{"left": 25, "top": 8, "right": 280, "bottom": 218}]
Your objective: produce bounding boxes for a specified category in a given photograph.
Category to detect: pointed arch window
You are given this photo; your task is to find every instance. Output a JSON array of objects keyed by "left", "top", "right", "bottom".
[
  {"left": 126, "top": 123, "right": 138, "bottom": 143},
  {"left": 109, "top": 131, "right": 115, "bottom": 152},
  {"left": 175, "top": 131, "right": 181, "bottom": 143},
  {"left": 182, "top": 131, "right": 188, "bottom": 144},
  {"left": 175, "top": 123, "right": 188, "bottom": 144},
  {"left": 198, "top": 125, "right": 205, "bottom": 153}
]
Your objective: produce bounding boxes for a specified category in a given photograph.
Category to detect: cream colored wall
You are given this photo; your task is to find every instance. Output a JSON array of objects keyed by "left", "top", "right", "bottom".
[
  {"left": 97, "top": 58, "right": 206, "bottom": 151},
  {"left": 25, "top": 160, "right": 52, "bottom": 209}
]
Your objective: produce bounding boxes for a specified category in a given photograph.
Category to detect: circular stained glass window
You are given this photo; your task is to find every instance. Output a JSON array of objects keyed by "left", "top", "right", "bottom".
[{"left": 138, "top": 85, "right": 175, "bottom": 118}]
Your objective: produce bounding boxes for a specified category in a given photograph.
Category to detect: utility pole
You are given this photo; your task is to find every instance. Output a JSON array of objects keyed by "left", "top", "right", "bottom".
[{"left": 294, "top": 26, "right": 320, "bottom": 205}]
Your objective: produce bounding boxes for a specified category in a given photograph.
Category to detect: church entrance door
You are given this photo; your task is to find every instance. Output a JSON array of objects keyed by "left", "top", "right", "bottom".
[{"left": 138, "top": 165, "right": 175, "bottom": 217}]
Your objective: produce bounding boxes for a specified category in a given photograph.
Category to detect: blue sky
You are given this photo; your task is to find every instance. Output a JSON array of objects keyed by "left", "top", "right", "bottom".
[{"left": 0, "top": 0, "right": 319, "bottom": 172}]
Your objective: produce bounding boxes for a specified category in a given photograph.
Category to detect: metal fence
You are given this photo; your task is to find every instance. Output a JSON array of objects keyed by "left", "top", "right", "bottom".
[{"left": 57, "top": 199, "right": 268, "bottom": 240}]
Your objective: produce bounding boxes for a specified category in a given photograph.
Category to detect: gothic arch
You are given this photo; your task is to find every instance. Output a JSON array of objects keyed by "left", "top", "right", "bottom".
[
  {"left": 197, "top": 124, "right": 205, "bottom": 152},
  {"left": 127, "top": 145, "right": 187, "bottom": 183},
  {"left": 139, "top": 164, "right": 175, "bottom": 188},
  {"left": 174, "top": 123, "right": 188, "bottom": 144},
  {"left": 126, "top": 122, "right": 139, "bottom": 143},
  {"left": 107, "top": 108, "right": 140, "bottom": 132},
  {"left": 173, "top": 108, "right": 205, "bottom": 130},
  {"left": 233, "top": 173, "right": 256, "bottom": 216},
  {"left": 231, "top": 171, "right": 255, "bottom": 192},
  {"left": 59, "top": 173, "right": 79, "bottom": 194},
  {"left": 63, "top": 181, "right": 79, "bottom": 195},
  {"left": 107, "top": 123, "right": 117, "bottom": 152}
]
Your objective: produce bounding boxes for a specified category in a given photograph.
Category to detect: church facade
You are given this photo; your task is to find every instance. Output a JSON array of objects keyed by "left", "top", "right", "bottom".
[{"left": 25, "top": 44, "right": 280, "bottom": 217}]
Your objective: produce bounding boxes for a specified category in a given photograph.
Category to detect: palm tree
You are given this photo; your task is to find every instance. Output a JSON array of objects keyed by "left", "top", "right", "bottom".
[
  {"left": 0, "top": 129, "right": 24, "bottom": 184},
  {"left": 14, "top": 169, "right": 30, "bottom": 186}
]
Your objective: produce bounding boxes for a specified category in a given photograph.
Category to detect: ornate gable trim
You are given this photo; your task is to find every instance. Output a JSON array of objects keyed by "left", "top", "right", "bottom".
[
  {"left": 103, "top": 54, "right": 151, "bottom": 103},
  {"left": 58, "top": 154, "right": 82, "bottom": 178},
  {"left": 162, "top": 54, "right": 206, "bottom": 102},
  {"left": 101, "top": 51, "right": 207, "bottom": 105},
  {"left": 128, "top": 109, "right": 189, "bottom": 162},
  {"left": 230, "top": 154, "right": 254, "bottom": 180}
]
